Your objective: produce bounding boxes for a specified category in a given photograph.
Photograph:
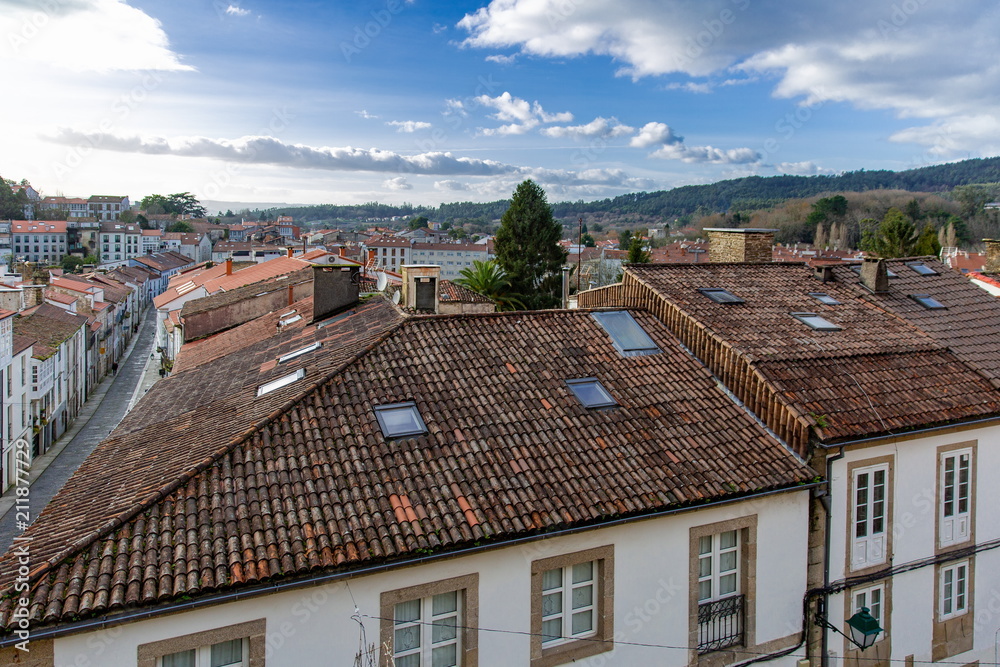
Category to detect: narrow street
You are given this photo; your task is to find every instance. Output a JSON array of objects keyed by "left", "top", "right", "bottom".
[{"left": 0, "top": 303, "right": 159, "bottom": 554}]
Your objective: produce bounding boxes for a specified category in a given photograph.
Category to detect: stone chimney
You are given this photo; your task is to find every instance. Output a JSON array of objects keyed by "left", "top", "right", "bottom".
[
  {"left": 705, "top": 228, "right": 776, "bottom": 263},
  {"left": 985, "top": 239, "right": 1000, "bottom": 273},
  {"left": 401, "top": 265, "right": 441, "bottom": 313},
  {"left": 859, "top": 257, "right": 889, "bottom": 293},
  {"left": 312, "top": 265, "right": 359, "bottom": 321},
  {"left": 225, "top": 258, "right": 233, "bottom": 275}
]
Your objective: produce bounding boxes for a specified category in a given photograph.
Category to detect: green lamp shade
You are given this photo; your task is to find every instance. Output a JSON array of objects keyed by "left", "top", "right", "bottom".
[{"left": 846, "top": 607, "right": 882, "bottom": 650}]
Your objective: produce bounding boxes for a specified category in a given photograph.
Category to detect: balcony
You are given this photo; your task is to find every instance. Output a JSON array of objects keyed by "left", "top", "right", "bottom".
[{"left": 698, "top": 594, "right": 744, "bottom": 654}]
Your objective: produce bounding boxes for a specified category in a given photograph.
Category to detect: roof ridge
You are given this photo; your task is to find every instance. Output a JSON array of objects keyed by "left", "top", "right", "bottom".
[{"left": 19, "top": 310, "right": 411, "bottom": 594}]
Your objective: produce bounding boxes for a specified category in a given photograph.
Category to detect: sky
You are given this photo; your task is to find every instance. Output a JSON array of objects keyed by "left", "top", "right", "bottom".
[{"left": 2, "top": 0, "right": 999, "bottom": 212}]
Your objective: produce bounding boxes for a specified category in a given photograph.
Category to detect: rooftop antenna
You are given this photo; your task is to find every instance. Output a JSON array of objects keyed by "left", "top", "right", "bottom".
[
  {"left": 375, "top": 271, "right": 388, "bottom": 292},
  {"left": 391, "top": 290, "right": 401, "bottom": 305}
]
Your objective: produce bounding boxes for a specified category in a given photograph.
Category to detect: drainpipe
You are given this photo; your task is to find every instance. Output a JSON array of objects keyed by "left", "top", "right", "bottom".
[
  {"left": 819, "top": 445, "right": 846, "bottom": 667},
  {"left": 561, "top": 266, "right": 570, "bottom": 309}
]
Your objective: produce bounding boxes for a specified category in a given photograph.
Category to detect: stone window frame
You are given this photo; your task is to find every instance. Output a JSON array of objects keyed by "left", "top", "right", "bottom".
[
  {"left": 932, "top": 556, "right": 975, "bottom": 661},
  {"left": 380, "top": 572, "right": 480, "bottom": 667},
  {"left": 936, "top": 440, "right": 977, "bottom": 554},
  {"left": 136, "top": 618, "right": 266, "bottom": 667},
  {"left": 529, "top": 545, "right": 614, "bottom": 667},
  {"left": 844, "top": 578, "right": 892, "bottom": 667},
  {"left": 688, "top": 515, "right": 757, "bottom": 667},
  {"left": 845, "top": 455, "right": 895, "bottom": 575}
]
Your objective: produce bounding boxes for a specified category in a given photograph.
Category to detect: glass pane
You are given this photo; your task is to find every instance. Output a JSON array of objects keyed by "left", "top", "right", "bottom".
[
  {"left": 395, "top": 625, "right": 421, "bottom": 653},
  {"left": 699, "top": 536, "right": 712, "bottom": 555},
  {"left": 943, "top": 570, "right": 953, "bottom": 615},
  {"left": 720, "top": 573, "right": 737, "bottom": 596},
  {"left": 720, "top": 530, "right": 737, "bottom": 549},
  {"left": 855, "top": 591, "right": 867, "bottom": 613},
  {"left": 720, "top": 551, "right": 737, "bottom": 573},
  {"left": 699, "top": 580, "right": 712, "bottom": 601},
  {"left": 568, "top": 381, "right": 616, "bottom": 408},
  {"left": 380, "top": 406, "right": 423, "bottom": 436},
  {"left": 541, "top": 618, "right": 562, "bottom": 644},
  {"left": 542, "top": 568, "right": 562, "bottom": 591},
  {"left": 396, "top": 599, "right": 421, "bottom": 624},
  {"left": 432, "top": 619, "right": 458, "bottom": 644},
  {"left": 432, "top": 591, "right": 458, "bottom": 616},
  {"left": 432, "top": 644, "right": 458, "bottom": 667},
  {"left": 870, "top": 589, "right": 882, "bottom": 622},
  {"left": 211, "top": 639, "right": 242, "bottom": 667},
  {"left": 572, "top": 561, "right": 593, "bottom": 584},
  {"left": 395, "top": 655, "right": 420, "bottom": 667},
  {"left": 592, "top": 311, "right": 659, "bottom": 353},
  {"left": 161, "top": 651, "right": 196, "bottom": 667},
  {"left": 699, "top": 555, "right": 712, "bottom": 578},
  {"left": 572, "top": 585, "right": 593, "bottom": 610},
  {"left": 571, "top": 610, "right": 594, "bottom": 635},
  {"left": 541, "top": 591, "right": 563, "bottom": 618}
]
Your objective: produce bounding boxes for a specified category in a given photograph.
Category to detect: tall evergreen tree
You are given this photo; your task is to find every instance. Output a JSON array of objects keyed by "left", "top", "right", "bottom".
[
  {"left": 626, "top": 236, "right": 650, "bottom": 264},
  {"left": 861, "top": 207, "right": 917, "bottom": 258},
  {"left": 494, "top": 180, "right": 567, "bottom": 310}
]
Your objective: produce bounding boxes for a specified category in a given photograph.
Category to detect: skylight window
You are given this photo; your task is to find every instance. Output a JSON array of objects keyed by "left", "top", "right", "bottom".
[
  {"left": 566, "top": 378, "right": 618, "bottom": 409},
  {"left": 809, "top": 292, "right": 841, "bottom": 306},
  {"left": 256, "top": 369, "right": 305, "bottom": 396},
  {"left": 907, "top": 262, "right": 938, "bottom": 276},
  {"left": 278, "top": 314, "right": 303, "bottom": 327},
  {"left": 592, "top": 311, "right": 661, "bottom": 357},
  {"left": 850, "top": 266, "right": 898, "bottom": 277},
  {"left": 374, "top": 402, "right": 428, "bottom": 438},
  {"left": 911, "top": 293, "right": 946, "bottom": 309},
  {"left": 278, "top": 341, "right": 322, "bottom": 364},
  {"left": 791, "top": 312, "right": 842, "bottom": 331},
  {"left": 699, "top": 288, "right": 745, "bottom": 304}
]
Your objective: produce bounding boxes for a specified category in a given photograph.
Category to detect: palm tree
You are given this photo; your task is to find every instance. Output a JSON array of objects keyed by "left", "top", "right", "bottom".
[{"left": 455, "top": 260, "right": 526, "bottom": 311}]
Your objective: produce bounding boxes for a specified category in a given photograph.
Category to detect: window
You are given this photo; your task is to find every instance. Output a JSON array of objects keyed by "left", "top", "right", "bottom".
[
  {"left": 277, "top": 342, "right": 322, "bottom": 364},
  {"left": 565, "top": 378, "right": 617, "bottom": 409},
  {"left": 699, "top": 288, "right": 745, "bottom": 304},
  {"left": 808, "top": 292, "right": 841, "bottom": 305},
  {"left": 851, "top": 463, "right": 889, "bottom": 570},
  {"left": 530, "top": 545, "right": 613, "bottom": 666},
  {"left": 137, "top": 619, "right": 264, "bottom": 667},
  {"left": 374, "top": 401, "right": 427, "bottom": 438},
  {"left": 791, "top": 312, "right": 841, "bottom": 331},
  {"left": 256, "top": 368, "right": 305, "bottom": 396},
  {"left": 380, "top": 573, "right": 478, "bottom": 667},
  {"left": 939, "top": 561, "right": 968, "bottom": 620},
  {"left": 911, "top": 293, "right": 946, "bottom": 309},
  {"left": 592, "top": 311, "right": 660, "bottom": 357},
  {"left": 906, "top": 262, "right": 938, "bottom": 275},
  {"left": 939, "top": 448, "right": 973, "bottom": 548},
  {"left": 852, "top": 583, "right": 884, "bottom": 627},
  {"left": 697, "top": 530, "right": 744, "bottom": 653}
]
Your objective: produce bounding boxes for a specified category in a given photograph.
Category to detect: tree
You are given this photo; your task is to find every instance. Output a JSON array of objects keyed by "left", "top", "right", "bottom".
[
  {"left": 618, "top": 229, "right": 633, "bottom": 251},
  {"left": 494, "top": 180, "right": 568, "bottom": 310},
  {"left": 455, "top": 260, "right": 525, "bottom": 311},
  {"left": 912, "top": 223, "right": 942, "bottom": 256},
  {"left": 0, "top": 179, "right": 24, "bottom": 219},
  {"left": 407, "top": 215, "right": 429, "bottom": 230},
  {"left": 580, "top": 233, "right": 596, "bottom": 247},
  {"left": 61, "top": 255, "right": 85, "bottom": 273},
  {"left": 861, "top": 207, "right": 917, "bottom": 258},
  {"left": 139, "top": 192, "right": 206, "bottom": 218},
  {"left": 626, "top": 236, "right": 651, "bottom": 264},
  {"left": 167, "top": 220, "right": 195, "bottom": 233}
]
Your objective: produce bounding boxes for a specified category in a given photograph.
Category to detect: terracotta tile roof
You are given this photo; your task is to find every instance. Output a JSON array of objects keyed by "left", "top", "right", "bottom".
[
  {"left": 12, "top": 305, "right": 88, "bottom": 353},
  {"left": 616, "top": 261, "right": 1000, "bottom": 442},
  {"left": 439, "top": 280, "right": 492, "bottom": 303},
  {"left": 179, "top": 268, "right": 313, "bottom": 318},
  {"left": 0, "top": 306, "right": 813, "bottom": 632},
  {"left": 202, "top": 257, "right": 311, "bottom": 294},
  {"left": 10, "top": 220, "right": 68, "bottom": 234},
  {"left": 132, "top": 252, "right": 194, "bottom": 273},
  {"left": 12, "top": 334, "right": 34, "bottom": 356},
  {"left": 44, "top": 291, "right": 77, "bottom": 306}
]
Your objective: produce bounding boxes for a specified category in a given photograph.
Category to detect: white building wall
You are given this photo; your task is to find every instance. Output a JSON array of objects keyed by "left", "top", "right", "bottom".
[{"left": 51, "top": 490, "right": 811, "bottom": 666}]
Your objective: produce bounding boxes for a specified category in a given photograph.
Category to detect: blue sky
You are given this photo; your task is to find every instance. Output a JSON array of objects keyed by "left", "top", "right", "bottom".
[{"left": 2, "top": 0, "right": 998, "bottom": 211}]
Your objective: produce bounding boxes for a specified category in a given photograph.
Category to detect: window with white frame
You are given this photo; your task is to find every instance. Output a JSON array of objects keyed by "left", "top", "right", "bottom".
[
  {"left": 393, "top": 591, "right": 462, "bottom": 667},
  {"left": 852, "top": 583, "right": 885, "bottom": 628},
  {"left": 939, "top": 449, "right": 971, "bottom": 548},
  {"left": 939, "top": 561, "right": 968, "bottom": 620},
  {"left": 852, "top": 464, "right": 888, "bottom": 570},
  {"left": 540, "top": 560, "right": 597, "bottom": 646},
  {"left": 697, "top": 530, "right": 744, "bottom": 653},
  {"left": 157, "top": 638, "right": 247, "bottom": 667}
]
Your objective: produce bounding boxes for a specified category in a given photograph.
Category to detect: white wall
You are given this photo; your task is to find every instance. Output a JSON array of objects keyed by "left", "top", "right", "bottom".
[{"left": 50, "top": 490, "right": 810, "bottom": 667}]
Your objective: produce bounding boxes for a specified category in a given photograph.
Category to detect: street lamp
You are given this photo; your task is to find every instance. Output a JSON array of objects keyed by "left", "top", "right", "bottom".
[{"left": 817, "top": 606, "right": 883, "bottom": 651}]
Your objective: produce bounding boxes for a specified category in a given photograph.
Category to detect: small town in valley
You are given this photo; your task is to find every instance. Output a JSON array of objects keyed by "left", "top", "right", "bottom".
[{"left": 3, "top": 2, "right": 1000, "bottom": 667}]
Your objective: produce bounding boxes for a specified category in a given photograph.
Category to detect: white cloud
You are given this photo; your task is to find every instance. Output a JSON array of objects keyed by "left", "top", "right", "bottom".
[
  {"left": 475, "top": 92, "right": 572, "bottom": 136},
  {"left": 459, "top": 0, "right": 1000, "bottom": 155},
  {"left": 386, "top": 120, "right": 432, "bottom": 133},
  {"left": 434, "top": 180, "right": 469, "bottom": 191},
  {"left": 485, "top": 54, "right": 517, "bottom": 64},
  {"left": 383, "top": 176, "right": 412, "bottom": 190},
  {"left": 665, "top": 82, "right": 712, "bottom": 94},
  {"left": 356, "top": 110, "right": 380, "bottom": 120},
  {"left": 775, "top": 161, "right": 837, "bottom": 176},
  {"left": 541, "top": 117, "right": 633, "bottom": 140},
  {"left": 0, "top": 0, "right": 192, "bottom": 73},
  {"left": 225, "top": 5, "right": 250, "bottom": 17},
  {"left": 651, "top": 144, "right": 760, "bottom": 164},
  {"left": 629, "top": 122, "right": 681, "bottom": 148}
]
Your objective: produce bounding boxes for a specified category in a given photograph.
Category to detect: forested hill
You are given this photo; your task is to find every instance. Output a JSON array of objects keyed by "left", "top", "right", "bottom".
[{"left": 263, "top": 156, "right": 1000, "bottom": 223}]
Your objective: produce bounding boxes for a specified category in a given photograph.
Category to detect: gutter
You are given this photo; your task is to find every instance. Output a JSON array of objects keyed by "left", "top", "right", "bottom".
[
  {"left": 818, "top": 413, "right": 1000, "bottom": 449},
  {"left": 0, "top": 480, "right": 821, "bottom": 648}
]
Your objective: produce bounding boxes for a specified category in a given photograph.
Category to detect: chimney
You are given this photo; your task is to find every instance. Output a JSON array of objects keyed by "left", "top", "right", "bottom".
[
  {"left": 705, "top": 228, "right": 777, "bottom": 263},
  {"left": 985, "top": 239, "right": 1000, "bottom": 273},
  {"left": 859, "top": 257, "right": 890, "bottom": 293},
  {"left": 288, "top": 283, "right": 294, "bottom": 306},
  {"left": 814, "top": 265, "right": 835, "bottom": 283},
  {"left": 338, "top": 246, "right": 346, "bottom": 258},
  {"left": 401, "top": 264, "right": 440, "bottom": 313},
  {"left": 312, "top": 265, "right": 359, "bottom": 321},
  {"left": 367, "top": 249, "right": 375, "bottom": 265},
  {"left": 225, "top": 257, "right": 233, "bottom": 275},
  {"left": 287, "top": 247, "right": 293, "bottom": 258}
]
